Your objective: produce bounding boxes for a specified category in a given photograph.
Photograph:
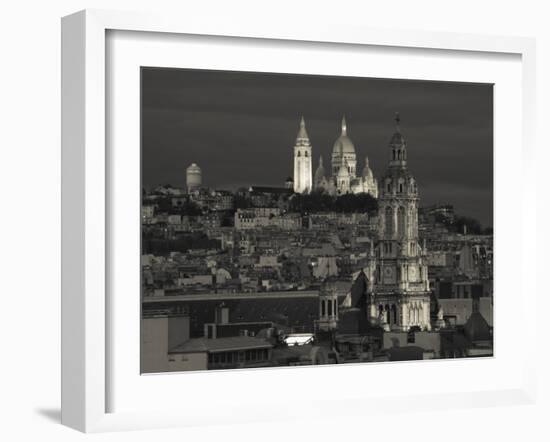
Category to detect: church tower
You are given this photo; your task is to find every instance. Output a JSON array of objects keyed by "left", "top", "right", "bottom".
[
  {"left": 293, "top": 116, "right": 313, "bottom": 194},
  {"left": 314, "top": 156, "right": 326, "bottom": 190},
  {"left": 369, "top": 113, "right": 431, "bottom": 331}
]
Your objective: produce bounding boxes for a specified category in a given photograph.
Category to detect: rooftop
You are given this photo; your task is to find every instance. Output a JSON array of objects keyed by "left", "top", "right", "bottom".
[{"left": 169, "top": 336, "right": 273, "bottom": 354}]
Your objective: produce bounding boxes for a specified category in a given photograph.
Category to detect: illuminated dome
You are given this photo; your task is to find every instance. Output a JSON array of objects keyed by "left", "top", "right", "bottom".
[
  {"left": 362, "top": 156, "right": 374, "bottom": 179},
  {"left": 186, "top": 163, "right": 201, "bottom": 174},
  {"left": 314, "top": 156, "right": 326, "bottom": 182},
  {"left": 186, "top": 163, "right": 202, "bottom": 193},
  {"left": 332, "top": 116, "right": 356, "bottom": 155}
]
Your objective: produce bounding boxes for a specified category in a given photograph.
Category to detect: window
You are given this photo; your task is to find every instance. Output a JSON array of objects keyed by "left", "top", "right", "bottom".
[
  {"left": 328, "top": 300, "right": 332, "bottom": 316},
  {"left": 385, "top": 206, "right": 394, "bottom": 235},
  {"left": 397, "top": 206, "right": 406, "bottom": 236}
]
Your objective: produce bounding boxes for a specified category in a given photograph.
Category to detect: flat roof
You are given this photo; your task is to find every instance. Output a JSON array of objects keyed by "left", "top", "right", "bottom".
[
  {"left": 143, "top": 290, "right": 319, "bottom": 303},
  {"left": 169, "top": 336, "right": 273, "bottom": 354}
]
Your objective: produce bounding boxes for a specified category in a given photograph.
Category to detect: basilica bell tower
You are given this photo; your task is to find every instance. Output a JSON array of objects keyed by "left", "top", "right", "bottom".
[{"left": 293, "top": 116, "right": 313, "bottom": 194}]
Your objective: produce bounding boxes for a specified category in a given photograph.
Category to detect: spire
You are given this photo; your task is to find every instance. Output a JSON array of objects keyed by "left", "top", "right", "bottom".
[
  {"left": 362, "top": 155, "right": 373, "bottom": 178},
  {"left": 341, "top": 115, "right": 347, "bottom": 136},
  {"left": 296, "top": 115, "right": 309, "bottom": 140},
  {"left": 314, "top": 155, "right": 326, "bottom": 184},
  {"left": 394, "top": 112, "right": 401, "bottom": 133}
]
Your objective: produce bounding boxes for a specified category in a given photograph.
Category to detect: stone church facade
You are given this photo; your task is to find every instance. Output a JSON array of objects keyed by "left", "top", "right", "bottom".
[
  {"left": 334, "top": 114, "right": 432, "bottom": 332},
  {"left": 366, "top": 114, "right": 431, "bottom": 331},
  {"left": 292, "top": 116, "right": 378, "bottom": 197}
]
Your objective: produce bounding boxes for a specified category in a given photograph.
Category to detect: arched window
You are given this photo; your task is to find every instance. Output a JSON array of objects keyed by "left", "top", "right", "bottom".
[
  {"left": 385, "top": 206, "right": 394, "bottom": 235},
  {"left": 297, "top": 151, "right": 301, "bottom": 157},
  {"left": 328, "top": 300, "right": 332, "bottom": 316},
  {"left": 399, "top": 183, "right": 403, "bottom": 193},
  {"left": 397, "top": 150, "right": 401, "bottom": 160},
  {"left": 392, "top": 150, "right": 396, "bottom": 161},
  {"left": 304, "top": 151, "right": 308, "bottom": 157},
  {"left": 397, "top": 206, "right": 406, "bottom": 237},
  {"left": 321, "top": 300, "right": 325, "bottom": 317}
]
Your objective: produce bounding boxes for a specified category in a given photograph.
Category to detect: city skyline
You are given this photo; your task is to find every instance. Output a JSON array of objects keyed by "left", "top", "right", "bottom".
[
  {"left": 142, "top": 67, "right": 493, "bottom": 227},
  {"left": 141, "top": 67, "right": 493, "bottom": 372}
]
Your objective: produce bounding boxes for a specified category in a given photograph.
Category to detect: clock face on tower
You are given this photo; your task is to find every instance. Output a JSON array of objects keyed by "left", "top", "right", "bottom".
[{"left": 383, "top": 266, "right": 394, "bottom": 282}]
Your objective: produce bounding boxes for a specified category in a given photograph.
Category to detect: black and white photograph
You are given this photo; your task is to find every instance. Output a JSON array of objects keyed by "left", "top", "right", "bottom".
[{"left": 140, "top": 67, "right": 493, "bottom": 373}]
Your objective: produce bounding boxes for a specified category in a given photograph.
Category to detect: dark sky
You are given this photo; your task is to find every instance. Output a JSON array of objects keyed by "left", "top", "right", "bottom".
[{"left": 141, "top": 68, "right": 493, "bottom": 228}]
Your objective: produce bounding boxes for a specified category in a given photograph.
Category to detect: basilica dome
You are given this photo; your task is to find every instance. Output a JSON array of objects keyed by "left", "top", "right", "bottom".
[
  {"left": 333, "top": 134, "right": 355, "bottom": 155},
  {"left": 332, "top": 115, "right": 356, "bottom": 156}
]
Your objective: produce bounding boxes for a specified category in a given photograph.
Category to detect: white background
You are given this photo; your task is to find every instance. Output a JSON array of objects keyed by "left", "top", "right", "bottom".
[{"left": 0, "top": 1, "right": 547, "bottom": 441}]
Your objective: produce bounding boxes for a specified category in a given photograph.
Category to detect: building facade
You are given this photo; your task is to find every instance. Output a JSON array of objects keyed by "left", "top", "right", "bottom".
[
  {"left": 313, "top": 116, "right": 378, "bottom": 197},
  {"left": 366, "top": 114, "right": 431, "bottom": 331}
]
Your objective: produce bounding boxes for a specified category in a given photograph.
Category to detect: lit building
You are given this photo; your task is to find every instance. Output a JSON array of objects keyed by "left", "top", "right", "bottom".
[
  {"left": 365, "top": 113, "right": 431, "bottom": 331},
  {"left": 186, "top": 162, "right": 202, "bottom": 193},
  {"left": 293, "top": 116, "right": 313, "bottom": 194},
  {"left": 312, "top": 116, "right": 378, "bottom": 197}
]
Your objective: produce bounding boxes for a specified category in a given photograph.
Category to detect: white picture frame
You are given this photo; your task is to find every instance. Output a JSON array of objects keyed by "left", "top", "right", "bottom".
[{"left": 61, "top": 9, "right": 537, "bottom": 433}]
